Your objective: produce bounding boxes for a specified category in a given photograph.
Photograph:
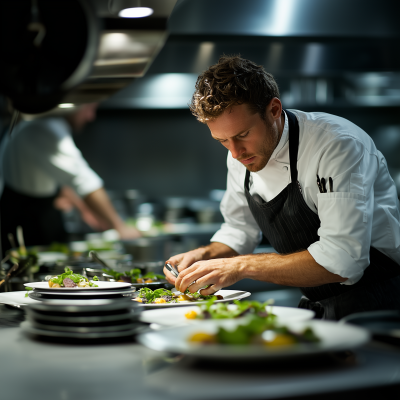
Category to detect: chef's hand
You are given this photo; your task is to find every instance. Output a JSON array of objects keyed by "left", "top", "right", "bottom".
[
  {"left": 163, "top": 248, "right": 207, "bottom": 285},
  {"left": 175, "top": 257, "right": 243, "bottom": 296},
  {"left": 116, "top": 225, "right": 141, "bottom": 240}
]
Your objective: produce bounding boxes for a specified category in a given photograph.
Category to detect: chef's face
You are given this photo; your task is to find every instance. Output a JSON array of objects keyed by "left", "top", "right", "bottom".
[
  {"left": 207, "top": 101, "right": 283, "bottom": 172},
  {"left": 67, "top": 103, "right": 98, "bottom": 132}
]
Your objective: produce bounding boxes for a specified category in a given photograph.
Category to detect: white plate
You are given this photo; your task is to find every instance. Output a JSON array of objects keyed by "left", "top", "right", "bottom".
[
  {"left": 140, "top": 305, "right": 314, "bottom": 326},
  {"left": 20, "top": 321, "right": 139, "bottom": 340},
  {"left": 0, "top": 291, "right": 39, "bottom": 307},
  {"left": 137, "top": 290, "right": 251, "bottom": 308},
  {"left": 32, "top": 288, "right": 135, "bottom": 296},
  {"left": 24, "top": 281, "right": 131, "bottom": 290},
  {"left": 137, "top": 319, "right": 370, "bottom": 360}
]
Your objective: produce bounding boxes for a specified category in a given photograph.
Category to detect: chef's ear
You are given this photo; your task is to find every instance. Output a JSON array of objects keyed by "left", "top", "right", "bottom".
[{"left": 266, "top": 97, "right": 282, "bottom": 122}]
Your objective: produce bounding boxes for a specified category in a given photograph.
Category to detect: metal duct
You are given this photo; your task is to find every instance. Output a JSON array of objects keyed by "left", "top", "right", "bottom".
[{"left": 0, "top": 0, "right": 177, "bottom": 114}]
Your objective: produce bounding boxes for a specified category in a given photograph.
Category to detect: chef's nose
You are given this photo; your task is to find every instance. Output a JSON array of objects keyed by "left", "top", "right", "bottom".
[{"left": 230, "top": 141, "right": 245, "bottom": 159}]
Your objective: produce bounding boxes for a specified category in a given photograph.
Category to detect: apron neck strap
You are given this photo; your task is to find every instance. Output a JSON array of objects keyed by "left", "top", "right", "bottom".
[{"left": 284, "top": 109, "right": 300, "bottom": 184}]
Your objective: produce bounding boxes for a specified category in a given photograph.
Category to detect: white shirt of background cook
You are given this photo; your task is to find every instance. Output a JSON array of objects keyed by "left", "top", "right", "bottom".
[
  {"left": 211, "top": 110, "right": 400, "bottom": 285},
  {"left": 1, "top": 117, "right": 103, "bottom": 198}
]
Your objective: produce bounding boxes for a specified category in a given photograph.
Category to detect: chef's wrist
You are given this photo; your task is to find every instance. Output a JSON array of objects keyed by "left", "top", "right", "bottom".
[{"left": 234, "top": 255, "right": 253, "bottom": 280}]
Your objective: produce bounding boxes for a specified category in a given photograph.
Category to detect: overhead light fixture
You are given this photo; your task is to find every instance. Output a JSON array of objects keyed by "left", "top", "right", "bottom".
[
  {"left": 58, "top": 103, "right": 75, "bottom": 108},
  {"left": 118, "top": 7, "right": 153, "bottom": 18}
]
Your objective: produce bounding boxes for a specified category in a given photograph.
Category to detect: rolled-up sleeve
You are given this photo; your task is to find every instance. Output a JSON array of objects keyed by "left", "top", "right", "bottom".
[
  {"left": 211, "top": 154, "right": 262, "bottom": 254},
  {"left": 307, "top": 136, "right": 378, "bottom": 285}
]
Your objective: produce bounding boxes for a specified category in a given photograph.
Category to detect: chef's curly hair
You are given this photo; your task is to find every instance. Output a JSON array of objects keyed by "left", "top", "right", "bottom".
[{"left": 190, "top": 55, "right": 280, "bottom": 123}]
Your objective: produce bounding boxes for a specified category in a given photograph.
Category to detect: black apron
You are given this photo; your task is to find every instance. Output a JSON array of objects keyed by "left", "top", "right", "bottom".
[
  {"left": 244, "top": 110, "right": 400, "bottom": 320},
  {"left": 0, "top": 184, "right": 67, "bottom": 253}
]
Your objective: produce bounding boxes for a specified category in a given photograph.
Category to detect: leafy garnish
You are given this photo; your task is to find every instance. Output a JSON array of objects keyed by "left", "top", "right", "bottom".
[
  {"left": 137, "top": 287, "right": 176, "bottom": 303},
  {"left": 143, "top": 271, "right": 164, "bottom": 280},
  {"left": 215, "top": 316, "right": 320, "bottom": 345},
  {"left": 195, "top": 298, "right": 276, "bottom": 321},
  {"left": 49, "top": 267, "right": 96, "bottom": 287},
  {"left": 24, "top": 287, "right": 33, "bottom": 297},
  {"left": 102, "top": 267, "right": 165, "bottom": 283}
]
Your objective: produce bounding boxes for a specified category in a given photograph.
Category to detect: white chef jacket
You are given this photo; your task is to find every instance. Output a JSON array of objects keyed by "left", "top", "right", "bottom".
[
  {"left": 211, "top": 109, "right": 400, "bottom": 285},
  {"left": 0, "top": 117, "right": 103, "bottom": 198}
]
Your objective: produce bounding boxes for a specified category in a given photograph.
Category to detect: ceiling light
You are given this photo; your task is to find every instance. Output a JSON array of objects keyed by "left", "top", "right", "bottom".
[
  {"left": 58, "top": 103, "right": 75, "bottom": 108},
  {"left": 119, "top": 7, "right": 153, "bottom": 18}
]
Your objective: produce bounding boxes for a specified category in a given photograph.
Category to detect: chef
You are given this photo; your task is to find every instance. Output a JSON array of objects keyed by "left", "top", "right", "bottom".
[
  {"left": 0, "top": 103, "right": 140, "bottom": 252},
  {"left": 164, "top": 55, "right": 400, "bottom": 320}
]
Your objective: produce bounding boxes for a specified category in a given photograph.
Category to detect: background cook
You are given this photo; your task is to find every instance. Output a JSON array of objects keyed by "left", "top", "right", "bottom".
[{"left": 0, "top": 103, "right": 140, "bottom": 252}]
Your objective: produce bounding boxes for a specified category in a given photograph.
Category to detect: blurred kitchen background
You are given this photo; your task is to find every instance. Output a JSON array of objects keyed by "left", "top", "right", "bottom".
[{"left": 1, "top": 0, "right": 400, "bottom": 303}]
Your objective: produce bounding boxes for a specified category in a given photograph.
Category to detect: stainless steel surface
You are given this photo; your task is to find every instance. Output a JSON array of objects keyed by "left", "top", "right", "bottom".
[
  {"left": 169, "top": 0, "right": 400, "bottom": 37},
  {"left": 59, "top": 0, "right": 178, "bottom": 107},
  {"left": 122, "top": 237, "right": 172, "bottom": 263}
]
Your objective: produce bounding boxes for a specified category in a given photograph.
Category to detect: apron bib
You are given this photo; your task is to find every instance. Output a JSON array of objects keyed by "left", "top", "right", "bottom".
[
  {"left": 244, "top": 110, "right": 400, "bottom": 320},
  {"left": 0, "top": 184, "right": 67, "bottom": 253}
]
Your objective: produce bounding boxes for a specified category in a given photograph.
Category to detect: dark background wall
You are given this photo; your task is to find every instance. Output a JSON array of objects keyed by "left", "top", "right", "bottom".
[
  {"left": 73, "top": 105, "right": 400, "bottom": 198},
  {"left": 74, "top": 108, "right": 229, "bottom": 198}
]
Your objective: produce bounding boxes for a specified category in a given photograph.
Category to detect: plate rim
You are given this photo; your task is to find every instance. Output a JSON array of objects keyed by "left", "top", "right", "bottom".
[
  {"left": 24, "top": 281, "right": 132, "bottom": 290},
  {"left": 137, "top": 289, "right": 251, "bottom": 307},
  {"left": 137, "top": 319, "right": 370, "bottom": 360}
]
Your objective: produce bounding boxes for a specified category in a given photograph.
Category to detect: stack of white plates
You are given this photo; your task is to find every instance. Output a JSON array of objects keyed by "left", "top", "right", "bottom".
[
  {"left": 21, "top": 298, "right": 143, "bottom": 342},
  {"left": 23, "top": 281, "right": 136, "bottom": 301}
]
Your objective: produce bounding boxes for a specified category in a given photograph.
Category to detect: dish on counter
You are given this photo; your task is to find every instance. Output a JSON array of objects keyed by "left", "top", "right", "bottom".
[
  {"left": 103, "top": 268, "right": 165, "bottom": 284},
  {"left": 188, "top": 315, "right": 319, "bottom": 346},
  {"left": 136, "top": 289, "right": 251, "bottom": 308},
  {"left": 137, "top": 319, "right": 370, "bottom": 360},
  {"left": 140, "top": 303, "right": 315, "bottom": 327},
  {"left": 184, "top": 298, "right": 275, "bottom": 320},
  {"left": 133, "top": 287, "right": 223, "bottom": 304}
]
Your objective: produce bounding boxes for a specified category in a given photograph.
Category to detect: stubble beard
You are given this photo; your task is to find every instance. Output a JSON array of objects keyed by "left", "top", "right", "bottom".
[{"left": 244, "top": 123, "right": 281, "bottom": 173}]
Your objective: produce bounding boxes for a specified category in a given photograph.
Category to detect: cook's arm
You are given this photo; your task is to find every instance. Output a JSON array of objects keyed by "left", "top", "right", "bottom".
[
  {"left": 84, "top": 188, "right": 140, "bottom": 239},
  {"left": 175, "top": 250, "right": 346, "bottom": 294}
]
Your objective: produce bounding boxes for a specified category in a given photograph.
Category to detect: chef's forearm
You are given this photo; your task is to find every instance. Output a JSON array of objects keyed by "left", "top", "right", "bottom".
[
  {"left": 202, "top": 242, "right": 239, "bottom": 260},
  {"left": 83, "top": 188, "right": 124, "bottom": 230},
  {"left": 239, "top": 250, "right": 347, "bottom": 287}
]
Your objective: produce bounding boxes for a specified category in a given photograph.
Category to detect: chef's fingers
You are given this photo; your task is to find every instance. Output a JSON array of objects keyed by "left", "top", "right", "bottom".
[
  {"left": 163, "top": 266, "right": 176, "bottom": 284},
  {"left": 165, "top": 252, "right": 199, "bottom": 274},
  {"left": 199, "top": 284, "right": 221, "bottom": 296},
  {"left": 176, "top": 261, "right": 211, "bottom": 292}
]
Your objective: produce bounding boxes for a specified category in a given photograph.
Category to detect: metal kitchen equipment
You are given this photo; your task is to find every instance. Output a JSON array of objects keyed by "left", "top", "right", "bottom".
[{"left": 0, "top": 0, "right": 178, "bottom": 114}]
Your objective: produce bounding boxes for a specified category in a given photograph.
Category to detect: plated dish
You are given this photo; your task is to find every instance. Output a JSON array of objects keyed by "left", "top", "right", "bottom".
[
  {"left": 104, "top": 268, "right": 165, "bottom": 284},
  {"left": 137, "top": 319, "right": 370, "bottom": 360},
  {"left": 133, "top": 287, "right": 223, "bottom": 304},
  {"left": 135, "top": 289, "right": 251, "bottom": 307},
  {"left": 140, "top": 304, "right": 315, "bottom": 327}
]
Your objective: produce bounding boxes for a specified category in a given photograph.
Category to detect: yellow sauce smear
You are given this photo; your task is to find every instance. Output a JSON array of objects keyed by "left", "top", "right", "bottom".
[
  {"left": 185, "top": 310, "right": 198, "bottom": 319},
  {"left": 188, "top": 332, "right": 217, "bottom": 344},
  {"left": 264, "top": 334, "right": 296, "bottom": 347}
]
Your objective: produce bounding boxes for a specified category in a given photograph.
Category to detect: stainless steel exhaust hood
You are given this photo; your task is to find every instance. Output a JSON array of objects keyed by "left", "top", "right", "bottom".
[{"left": 0, "top": 0, "right": 177, "bottom": 114}]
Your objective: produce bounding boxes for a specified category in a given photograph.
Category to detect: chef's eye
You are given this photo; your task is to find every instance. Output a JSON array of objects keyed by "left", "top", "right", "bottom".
[{"left": 238, "top": 131, "right": 249, "bottom": 138}]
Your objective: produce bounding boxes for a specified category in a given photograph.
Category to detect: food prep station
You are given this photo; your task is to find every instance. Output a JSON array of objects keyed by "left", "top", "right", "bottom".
[{"left": 2, "top": 0, "right": 400, "bottom": 399}]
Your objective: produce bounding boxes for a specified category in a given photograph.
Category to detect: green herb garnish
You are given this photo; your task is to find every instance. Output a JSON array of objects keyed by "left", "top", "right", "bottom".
[{"left": 50, "top": 267, "right": 97, "bottom": 287}]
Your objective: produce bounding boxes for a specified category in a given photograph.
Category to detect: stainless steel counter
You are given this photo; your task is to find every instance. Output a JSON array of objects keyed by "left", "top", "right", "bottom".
[{"left": 0, "top": 304, "right": 400, "bottom": 400}]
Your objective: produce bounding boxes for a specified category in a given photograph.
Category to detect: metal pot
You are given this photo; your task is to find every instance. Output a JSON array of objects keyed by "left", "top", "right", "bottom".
[{"left": 121, "top": 236, "right": 172, "bottom": 263}]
